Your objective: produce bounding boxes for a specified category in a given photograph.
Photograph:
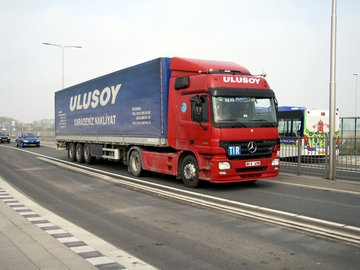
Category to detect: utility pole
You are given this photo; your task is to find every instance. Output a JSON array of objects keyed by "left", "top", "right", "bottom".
[
  {"left": 354, "top": 73, "right": 358, "bottom": 117},
  {"left": 328, "top": 0, "right": 337, "bottom": 180}
]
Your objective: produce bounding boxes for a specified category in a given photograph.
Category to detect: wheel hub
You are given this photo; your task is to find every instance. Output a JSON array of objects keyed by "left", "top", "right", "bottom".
[{"left": 184, "top": 163, "right": 196, "bottom": 180}]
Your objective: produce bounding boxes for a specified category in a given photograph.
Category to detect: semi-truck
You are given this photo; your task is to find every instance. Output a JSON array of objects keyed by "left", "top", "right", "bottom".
[{"left": 55, "top": 57, "right": 280, "bottom": 187}]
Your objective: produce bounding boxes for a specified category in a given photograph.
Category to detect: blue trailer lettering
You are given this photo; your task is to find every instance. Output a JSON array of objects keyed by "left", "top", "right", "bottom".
[{"left": 69, "top": 84, "right": 122, "bottom": 112}]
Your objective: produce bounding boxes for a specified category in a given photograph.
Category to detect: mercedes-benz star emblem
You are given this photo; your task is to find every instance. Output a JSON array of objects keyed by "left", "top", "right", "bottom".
[{"left": 247, "top": 141, "right": 257, "bottom": 153}]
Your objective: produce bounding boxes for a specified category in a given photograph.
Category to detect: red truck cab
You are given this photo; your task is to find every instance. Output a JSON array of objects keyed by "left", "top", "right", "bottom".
[{"left": 164, "top": 57, "right": 279, "bottom": 187}]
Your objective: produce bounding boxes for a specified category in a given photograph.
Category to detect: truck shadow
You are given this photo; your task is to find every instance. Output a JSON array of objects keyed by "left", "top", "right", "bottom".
[{"left": 199, "top": 179, "right": 274, "bottom": 191}]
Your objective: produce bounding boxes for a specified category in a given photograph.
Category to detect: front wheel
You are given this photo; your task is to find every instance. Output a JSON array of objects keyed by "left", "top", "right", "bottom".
[
  {"left": 181, "top": 155, "right": 200, "bottom": 188},
  {"left": 129, "top": 149, "right": 143, "bottom": 177}
]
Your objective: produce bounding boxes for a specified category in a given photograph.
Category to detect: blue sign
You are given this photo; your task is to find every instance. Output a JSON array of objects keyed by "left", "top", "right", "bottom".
[
  {"left": 228, "top": 146, "right": 241, "bottom": 156},
  {"left": 181, "top": 103, "right": 187, "bottom": 113}
]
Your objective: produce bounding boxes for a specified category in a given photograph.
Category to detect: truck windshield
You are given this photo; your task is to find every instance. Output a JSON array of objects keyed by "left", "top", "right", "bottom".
[{"left": 212, "top": 96, "right": 277, "bottom": 127}]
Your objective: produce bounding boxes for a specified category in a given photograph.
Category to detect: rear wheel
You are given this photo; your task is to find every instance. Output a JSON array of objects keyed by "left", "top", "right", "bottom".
[
  {"left": 83, "top": 144, "right": 93, "bottom": 164},
  {"left": 181, "top": 155, "right": 200, "bottom": 188},
  {"left": 68, "top": 143, "right": 76, "bottom": 161},
  {"left": 129, "top": 149, "right": 143, "bottom": 177},
  {"left": 75, "top": 143, "right": 84, "bottom": 163}
]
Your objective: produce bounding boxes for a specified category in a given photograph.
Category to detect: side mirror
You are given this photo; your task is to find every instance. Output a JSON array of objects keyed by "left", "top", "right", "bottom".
[{"left": 174, "top": 76, "right": 189, "bottom": 90}]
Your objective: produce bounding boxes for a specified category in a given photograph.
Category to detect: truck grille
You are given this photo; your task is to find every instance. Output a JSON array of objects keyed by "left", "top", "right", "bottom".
[
  {"left": 236, "top": 166, "right": 268, "bottom": 173},
  {"left": 220, "top": 139, "right": 277, "bottom": 160}
]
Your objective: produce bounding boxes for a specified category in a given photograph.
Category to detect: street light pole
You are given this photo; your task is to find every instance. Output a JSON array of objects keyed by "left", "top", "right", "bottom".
[
  {"left": 354, "top": 73, "right": 358, "bottom": 117},
  {"left": 42, "top": 42, "right": 82, "bottom": 89},
  {"left": 328, "top": 0, "right": 337, "bottom": 180}
]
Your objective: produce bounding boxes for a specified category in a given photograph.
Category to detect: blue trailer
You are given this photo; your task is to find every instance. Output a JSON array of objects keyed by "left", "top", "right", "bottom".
[{"left": 55, "top": 58, "right": 171, "bottom": 148}]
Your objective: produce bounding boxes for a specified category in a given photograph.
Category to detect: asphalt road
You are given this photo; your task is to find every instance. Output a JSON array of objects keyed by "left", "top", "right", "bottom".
[{"left": 1, "top": 143, "right": 360, "bottom": 270}]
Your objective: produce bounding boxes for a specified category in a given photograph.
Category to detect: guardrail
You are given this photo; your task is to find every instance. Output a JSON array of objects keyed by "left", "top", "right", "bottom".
[{"left": 280, "top": 136, "right": 360, "bottom": 181}]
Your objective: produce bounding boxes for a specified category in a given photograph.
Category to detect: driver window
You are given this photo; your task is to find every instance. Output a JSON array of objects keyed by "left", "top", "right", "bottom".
[{"left": 191, "top": 96, "right": 208, "bottom": 122}]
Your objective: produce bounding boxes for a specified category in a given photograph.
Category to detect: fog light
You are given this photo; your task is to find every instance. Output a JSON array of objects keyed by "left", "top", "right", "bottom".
[
  {"left": 218, "top": 162, "right": 231, "bottom": 170},
  {"left": 272, "top": 158, "right": 280, "bottom": 166}
]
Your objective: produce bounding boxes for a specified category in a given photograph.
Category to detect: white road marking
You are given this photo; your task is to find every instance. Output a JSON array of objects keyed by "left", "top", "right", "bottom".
[{"left": 37, "top": 156, "right": 360, "bottom": 246}]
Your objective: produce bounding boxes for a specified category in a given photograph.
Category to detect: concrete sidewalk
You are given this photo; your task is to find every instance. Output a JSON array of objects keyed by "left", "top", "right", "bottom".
[
  {"left": 0, "top": 198, "right": 98, "bottom": 270},
  {"left": 0, "top": 177, "right": 157, "bottom": 270}
]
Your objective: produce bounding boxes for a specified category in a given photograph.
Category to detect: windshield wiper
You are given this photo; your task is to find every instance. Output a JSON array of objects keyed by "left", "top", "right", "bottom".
[{"left": 251, "top": 119, "right": 277, "bottom": 127}]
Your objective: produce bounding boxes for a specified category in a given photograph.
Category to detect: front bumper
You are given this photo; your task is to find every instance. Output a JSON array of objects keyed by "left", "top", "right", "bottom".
[
  {"left": 204, "top": 155, "right": 280, "bottom": 183},
  {"left": 22, "top": 141, "right": 40, "bottom": 147}
]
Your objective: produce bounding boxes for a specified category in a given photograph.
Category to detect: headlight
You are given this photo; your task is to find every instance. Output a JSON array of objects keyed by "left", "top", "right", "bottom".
[
  {"left": 23, "top": 140, "right": 29, "bottom": 143},
  {"left": 272, "top": 158, "right": 280, "bottom": 166},
  {"left": 218, "top": 162, "right": 231, "bottom": 170}
]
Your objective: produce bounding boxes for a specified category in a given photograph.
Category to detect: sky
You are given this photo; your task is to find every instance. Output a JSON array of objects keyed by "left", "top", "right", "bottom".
[{"left": 0, "top": 0, "right": 359, "bottom": 123}]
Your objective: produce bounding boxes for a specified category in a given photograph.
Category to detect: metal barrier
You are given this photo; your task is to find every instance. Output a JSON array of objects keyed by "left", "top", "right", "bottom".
[
  {"left": 280, "top": 136, "right": 360, "bottom": 181},
  {"left": 337, "top": 137, "right": 360, "bottom": 179},
  {"left": 340, "top": 117, "right": 360, "bottom": 155}
]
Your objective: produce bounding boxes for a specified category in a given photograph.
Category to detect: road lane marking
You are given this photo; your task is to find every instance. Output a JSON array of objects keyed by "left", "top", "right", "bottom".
[
  {"left": 266, "top": 178, "right": 360, "bottom": 195},
  {"left": 36, "top": 156, "right": 360, "bottom": 246}
]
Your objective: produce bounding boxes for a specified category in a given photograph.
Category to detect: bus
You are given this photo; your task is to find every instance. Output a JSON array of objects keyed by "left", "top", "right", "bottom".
[{"left": 278, "top": 106, "right": 340, "bottom": 159}]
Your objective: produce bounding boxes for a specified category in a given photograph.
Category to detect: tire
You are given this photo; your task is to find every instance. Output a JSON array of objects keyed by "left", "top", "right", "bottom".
[
  {"left": 75, "top": 143, "right": 84, "bottom": 163},
  {"left": 181, "top": 155, "right": 200, "bottom": 188},
  {"left": 68, "top": 143, "right": 76, "bottom": 162},
  {"left": 83, "top": 144, "right": 93, "bottom": 164},
  {"left": 129, "top": 149, "right": 143, "bottom": 177}
]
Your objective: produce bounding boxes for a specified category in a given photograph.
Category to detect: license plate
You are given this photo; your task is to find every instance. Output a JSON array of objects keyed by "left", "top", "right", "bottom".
[
  {"left": 30, "top": 144, "right": 35, "bottom": 146},
  {"left": 245, "top": 161, "right": 260, "bottom": 167}
]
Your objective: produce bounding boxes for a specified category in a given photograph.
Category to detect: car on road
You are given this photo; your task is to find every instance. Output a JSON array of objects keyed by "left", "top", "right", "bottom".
[
  {"left": 16, "top": 132, "right": 40, "bottom": 147},
  {"left": 0, "top": 132, "right": 11, "bottom": 143}
]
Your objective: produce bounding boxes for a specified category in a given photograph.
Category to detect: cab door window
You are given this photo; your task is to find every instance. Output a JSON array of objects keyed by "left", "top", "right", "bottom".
[{"left": 191, "top": 95, "right": 208, "bottom": 122}]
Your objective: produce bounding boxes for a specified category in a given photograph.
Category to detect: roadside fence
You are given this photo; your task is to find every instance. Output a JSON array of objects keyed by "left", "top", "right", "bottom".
[{"left": 280, "top": 135, "right": 360, "bottom": 181}]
